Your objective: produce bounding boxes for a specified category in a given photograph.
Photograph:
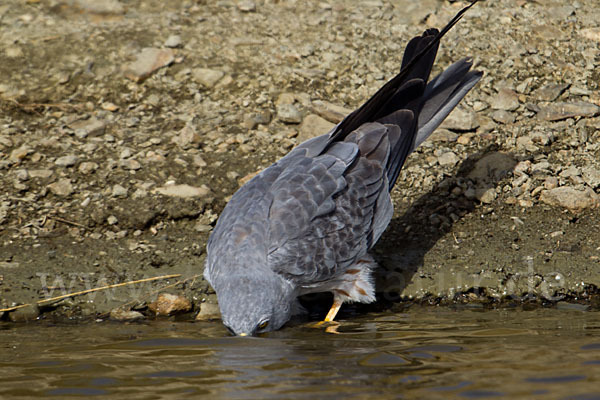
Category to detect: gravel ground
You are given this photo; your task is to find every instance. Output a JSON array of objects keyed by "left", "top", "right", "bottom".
[{"left": 1, "top": 0, "right": 600, "bottom": 322}]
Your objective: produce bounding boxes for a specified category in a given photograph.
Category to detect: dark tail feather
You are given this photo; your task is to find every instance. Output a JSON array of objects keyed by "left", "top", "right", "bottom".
[{"left": 327, "top": 0, "right": 480, "bottom": 145}]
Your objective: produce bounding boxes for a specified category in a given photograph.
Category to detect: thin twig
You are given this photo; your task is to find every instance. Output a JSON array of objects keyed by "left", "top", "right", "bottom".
[
  {"left": 48, "top": 215, "right": 88, "bottom": 230},
  {"left": 0, "top": 274, "right": 182, "bottom": 313}
]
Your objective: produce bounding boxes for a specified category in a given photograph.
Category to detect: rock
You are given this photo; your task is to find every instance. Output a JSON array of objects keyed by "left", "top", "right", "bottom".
[
  {"left": 112, "top": 184, "right": 128, "bottom": 197},
  {"left": 468, "top": 152, "right": 516, "bottom": 182},
  {"left": 154, "top": 184, "right": 211, "bottom": 198},
  {"left": 148, "top": 293, "right": 192, "bottom": 316},
  {"left": 195, "top": 301, "right": 221, "bottom": 321},
  {"left": 124, "top": 48, "right": 175, "bottom": 83},
  {"left": 276, "top": 104, "right": 303, "bottom": 124},
  {"left": 48, "top": 179, "right": 74, "bottom": 196},
  {"left": 68, "top": 117, "right": 106, "bottom": 137},
  {"left": 110, "top": 308, "right": 145, "bottom": 321},
  {"left": 430, "top": 129, "right": 458, "bottom": 143},
  {"left": 9, "top": 145, "right": 32, "bottom": 163},
  {"left": 192, "top": 68, "right": 224, "bottom": 88},
  {"left": 54, "top": 155, "right": 78, "bottom": 167},
  {"left": 582, "top": 166, "right": 600, "bottom": 189},
  {"left": 438, "top": 151, "right": 459, "bottom": 167},
  {"left": 164, "top": 34, "right": 182, "bottom": 48},
  {"left": 297, "top": 114, "right": 335, "bottom": 143},
  {"left": 172, "top": 122, "right": 201, "bottom": 149},
  {"left": 491, "top": 88, "right": 519, "bottom": 111},
  {"left": 29, "top": 169, "right": 53, "bottom": 179},
  {"left": 101, "top": 102, "right": 119, "bottom": 112},
  {"left": 533, "top": 83, "right": 569, "bottom": 102},
  {"left": 540, "top": 187, "right": 600, "bottom": 212},
  {"left": 580, "top": 27, "right": 600, "bottom": 42},
  {"left": 78, "top": 162, "right": 98, "bottom": 174},
  {"left": 75, "top": 0, "right": 125, "bottom": 14},
  {"left": 8, "top": 304, "right": 40, "bottom": 322},
  {"left": 311, "top": 100, "right": 352, "bottom": 123},
  {"left": 237, "top": 0, "right": 256, "bottom": 12},
  {"left": 440, "top": 106, "right": 479, "bottom": 131},
  {"left": 120, "top": 159, "right": 141, "bottom": 170},
  {"left": 537, "top": 102, "right": 600, "bottom": 121},
  {"left": 490, "top": 109, "right": 515, "bottom": 124},
  {"left": 476, "top": 187, "right": 497, "bottom": 204}
]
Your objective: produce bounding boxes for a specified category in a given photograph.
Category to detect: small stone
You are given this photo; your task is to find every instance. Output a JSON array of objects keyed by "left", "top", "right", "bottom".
[
  {"left": 580, "top": 27, "right": 600, "bottom": 42},
  {"left": 107, "top": 215, "right": 118, "bottom": 225},
  {"left": 110, "top": 308, "right": 145, "bottom": 321},
  {"left": 164, "top": 34, "right": 182, "bottom": 48},
  {"left": 78, "top": 162, "right": 98, "bottom": 174},
  {"left": 192, "top": 68, "right": 224, "bottom": 88},
  {"left": 75, "top": 0, "right": 125, "bottom": 14},
  {"left": 120, "top": 159, "right": 141, "bottom": 170},
  {"left": 276, "top": 92, "right": 296, "bottom": 105},
  {"left": 277, "top": 104, "right": 303, "bottom": 124},
  {"left": 29, "top": 169, "right": 53, "bottom": 179},
  {"left": 48, "top": 179, "right": 74, "bottom": 196},
  {"left": 195, "top": 301, "right": 221, "bottom": 321},
  {"left": 55, "top": 155, "right": 78, "bottom": 167},
  {"left": 490, "top": 109, "right": 515, "bottom": 124},
  {"left": 112, "top": 184, "right": 128, "bottom": 198},
  {"left": 124, "top": 48, "right": 175, "bottom": 83},
  {"left": 540, "top": 187, "right": 600, "bottom": 212},
  {"left": 438, "top": 151, "right": 459, "bottom": 167},
  {"left": 544, "top": 177, "right": 558, "bottom": 189},
  {"left": 476, "top": 187, "right": 497, "bottom": 204},
  {"left": 297, "top": 114, "right": 335, "bottom": 143},
  {"left": 440, "top": 106, "right": 479, "bottom": 131},
  {"left": 582, "top": 166, "right": 600, "bottom": 189},
  {"left": 101, "top": 102, "right": 119, "bottom": 112},
  {"left": 9, "top": 145, "right": 32, "bottom": 163},
  {"left": 237, "top": 0, "right": 256, "bottom": 12},
  {"left": 311, "top": 100, "right": 352, "bottom": 123},
  {"left": 8, "top": 305, "right": 40, "bottom": 322},
  {"left": 148, "top": 293, "right": 192, "bottom": 316},
  {"left": 68, "top": 117, "right": 106, "bottom": 137},
  {"left": 154, "top": 184, "right": 211, "bottom": 198},
  {"left": 533, "top": 83, "right": 569, "bottom": 102},
  {"left": 491, "top": 88, "right": 520, "bottom": 111},
  {"left": 172, "top": 122, "right": 201, "bottom": 149},
  {"left": 430, "top": 129, "right": 458, "bottom": 143},
  {"left": 537, "top": 102, "right": 600, "bottom": 122}
]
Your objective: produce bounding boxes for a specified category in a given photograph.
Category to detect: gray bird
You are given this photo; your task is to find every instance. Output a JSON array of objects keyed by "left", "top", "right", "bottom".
[{"left": 204, "top": 1, "right": 482, "bottom": 336}]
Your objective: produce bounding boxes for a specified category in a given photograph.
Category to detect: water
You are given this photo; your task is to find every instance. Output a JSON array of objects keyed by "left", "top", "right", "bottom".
[{"left": 1, "top": 307, "right": 600, "bottom": 399}]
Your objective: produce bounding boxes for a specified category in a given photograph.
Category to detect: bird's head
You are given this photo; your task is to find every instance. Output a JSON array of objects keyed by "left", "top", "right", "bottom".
[{"left": 214, "top": 273, "right": 295, "bottom": 336}]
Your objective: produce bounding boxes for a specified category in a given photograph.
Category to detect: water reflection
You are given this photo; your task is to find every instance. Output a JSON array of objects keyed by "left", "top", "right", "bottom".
[{"left": 0, "top": 307, "right": 599, "bottom": 399}]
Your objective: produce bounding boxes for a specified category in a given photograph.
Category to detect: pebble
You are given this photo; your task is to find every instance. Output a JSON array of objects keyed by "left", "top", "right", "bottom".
[
  {"left": 7, "top": 304, "right": 40, "bottom": 322},
  {"left": 124, "top": 48, "right": 175, "bottom": 83},
  {"left": 540, "top": 186, "right": 600, "bottom": 212},
  {"left": 490, "top": 109, "right": 515, "bottom": 124},
  {"left": 440, "top": 106, "right": 479, "bottom": 131},
  {"left": 148, "top": 293, "right": 192, "bottom": 316},
  {"left": 297, "top": 114, "right": 335, "bottom": 142},
  {"left": 276, "top": 103, "right": 303, "bottom": 124},
  {"left": 468, "top": 152, "right": 516, "bottom": 182},
  {"left": 78, "top": 162, "right": 98, "bottom": 174},
  {"left": 55, "top": 155, "right": 78, "bottom": 167},
  {"left": 192, "top": 68, "right": 224, "bottom": 88},
  {"left": 582, "top": 166, "right": 600, "bottom": 188},
  {"left": 154, "top": 184, "right": 211, "bottom": 198},
  {"left": 537, "top": 101, "right": 600, "bottom": 121},
  {"left": 438, "top": 151, "right": 459, "bottom": 167},
  {"left": 533, "top": 83, "right": 569, "bottom": 102},
  {"left": 9, "top": 145, "right": 32, "bottom": 163},
  {"left": 195, "top": 301, "right": 221, "bottom": 321},
  {"left": 491, "top": 88, "right": 520, "bottom": 111},
  {"left": 109, "top": 308, "right": 145, "bottom": 321},
  {"left": 112, "top": 184, "right": 128, "bottom": 198},
  {"left": 311, "top": 100, "right": 352, "bottom": 123},
  {"left": 237, "top": 0, "right": 256, "bottom": 12},
  {"left": 48, "top": 179, "right": 74, "bottom": 196},
  {"left": 164, "top": 34, "right": 182, "bottom": 48},
  {"left": 69, "top": 117, "right": 106, "bottom": 137}
]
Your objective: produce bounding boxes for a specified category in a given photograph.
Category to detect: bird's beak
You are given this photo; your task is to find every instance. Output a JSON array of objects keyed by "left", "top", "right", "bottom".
[{"left": 238, "top": 333, "right": 248, "bottom": 337}]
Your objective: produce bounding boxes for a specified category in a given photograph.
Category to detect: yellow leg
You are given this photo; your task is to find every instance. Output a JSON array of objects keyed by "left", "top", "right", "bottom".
[{"left": 324, "top": 299, "right": 342, "bottom": 322}]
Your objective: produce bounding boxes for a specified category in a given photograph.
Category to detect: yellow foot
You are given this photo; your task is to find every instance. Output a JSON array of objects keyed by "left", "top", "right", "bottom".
[{"left": 310, "top": 320, "right": 340, "bottom": 334}]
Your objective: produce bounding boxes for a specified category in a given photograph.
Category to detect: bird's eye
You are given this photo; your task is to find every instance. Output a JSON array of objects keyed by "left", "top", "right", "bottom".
[{"left": 257, "top": 320, "right": 269, "bottom": 331}]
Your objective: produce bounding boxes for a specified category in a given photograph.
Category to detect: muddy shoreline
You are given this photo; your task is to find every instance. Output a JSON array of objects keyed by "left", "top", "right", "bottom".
[{"left": 1, "top": 0, "right": 600, "bottom": 322}]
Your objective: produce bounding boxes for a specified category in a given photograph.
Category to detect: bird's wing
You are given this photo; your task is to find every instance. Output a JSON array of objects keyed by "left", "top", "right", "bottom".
[{"left": 267, "top": 123, "right": 400, "bottom": 285}]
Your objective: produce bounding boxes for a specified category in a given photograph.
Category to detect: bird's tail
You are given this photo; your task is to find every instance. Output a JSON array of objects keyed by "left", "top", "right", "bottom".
[{"left": 327, "top": 0, "right": 482, "bottom": 190}]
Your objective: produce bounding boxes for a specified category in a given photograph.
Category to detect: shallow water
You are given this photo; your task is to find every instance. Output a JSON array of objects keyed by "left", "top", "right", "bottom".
[{"left": 1, "top": 307, "right": 600, "bottom": 399}]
